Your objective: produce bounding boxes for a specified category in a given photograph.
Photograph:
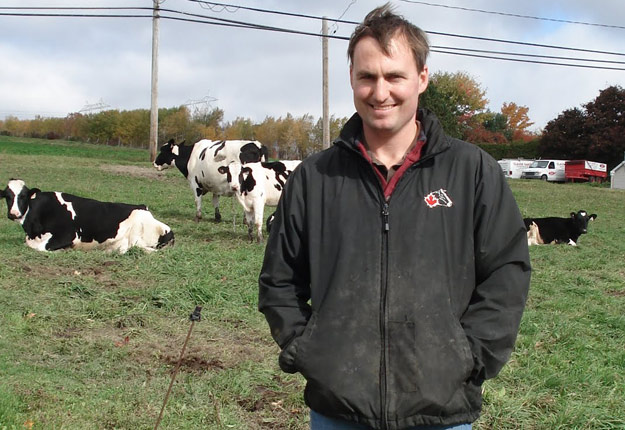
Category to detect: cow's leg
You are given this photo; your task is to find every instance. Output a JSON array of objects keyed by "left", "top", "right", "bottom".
[
  {"left": 254, "top": 204, "right": 265, "bottom": 243},
  {"left": 193, "top": 189, "right": 203, "bottom": 222},
  {"left": 44, "top": 231, "right": 75, "bottom": 251},
  {"left": 212, "top": 194, "right": 222, "bottom": 222},
  {"left": 245, "top": 211, "right": 255, "bottom": 242}
]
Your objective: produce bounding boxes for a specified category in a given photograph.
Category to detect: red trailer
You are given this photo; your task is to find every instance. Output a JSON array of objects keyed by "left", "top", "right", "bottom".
[{"left": 565, "top": 160, "right": 608, "bottom": 183}]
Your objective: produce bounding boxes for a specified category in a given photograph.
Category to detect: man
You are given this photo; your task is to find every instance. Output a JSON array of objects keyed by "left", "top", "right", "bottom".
[{"left": 259, "top": 4, "right": 531, "bottom": 430}]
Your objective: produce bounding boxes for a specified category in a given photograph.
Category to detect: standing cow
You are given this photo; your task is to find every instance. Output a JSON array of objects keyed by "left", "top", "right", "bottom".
[
  {"left": 153, "top": 139, "right": 268, "bottom": 222},
  {"left": 219, "top": 160, "right": 301, "bottom": 242},
  {"left": 1, "top": 179, "right": 174, "bottom": 253},
  {"left": 523, "top": 210, "right": 597, "bottom": 246}
]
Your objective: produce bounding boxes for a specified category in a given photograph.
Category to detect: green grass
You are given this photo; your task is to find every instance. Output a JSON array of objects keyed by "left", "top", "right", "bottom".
[{"left": 1, "top": 137, "right": 624, "bottom": 429}]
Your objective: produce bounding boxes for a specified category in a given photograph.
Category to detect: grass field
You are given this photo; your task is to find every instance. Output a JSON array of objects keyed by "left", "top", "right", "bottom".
[{"left": 0, "top": 136, "right": 624, "bottom": 430}]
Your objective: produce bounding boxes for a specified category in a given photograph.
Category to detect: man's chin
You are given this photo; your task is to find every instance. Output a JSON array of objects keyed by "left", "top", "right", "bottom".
[{"left": 362, "top": 118, "right": 396, "bottom": 134}]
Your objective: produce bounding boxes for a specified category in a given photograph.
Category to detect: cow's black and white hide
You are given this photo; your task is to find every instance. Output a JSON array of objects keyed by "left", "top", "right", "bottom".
[
  {"left": 153, "top": 138, "right": 268, "bottom": 222},
  {"left": 523, "top": 210, "right": 597, "bottom": 246},
  {"left": 1, "top": 179, "right": 174, "bottom": 253},
  {"left": 219, "top": 160, "right": 301, "bottom": 242}
]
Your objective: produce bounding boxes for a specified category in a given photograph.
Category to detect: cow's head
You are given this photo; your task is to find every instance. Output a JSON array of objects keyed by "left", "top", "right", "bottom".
[
  {"left": 1, "top": 179, "right": 39, "bottom": 222},
  {"left": 571, "top": 210, "right": 597, "bottom": 235},
  {"left": 153, "top": 139, "right": 184, "bottom": 171},
  {"left": 226, "top": 162, "right": 245, "bottom": 193},
  {"left": 526, "top": 221, "right": 544, "bottom": 246},
  {"left": 219, "top": 162, "right": 255, "bottom": 194}
]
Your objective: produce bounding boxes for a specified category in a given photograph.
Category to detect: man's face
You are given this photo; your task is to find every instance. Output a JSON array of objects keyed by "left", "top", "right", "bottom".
[{"left": 350, "top": 35, "right": 428, "bottom": 139}]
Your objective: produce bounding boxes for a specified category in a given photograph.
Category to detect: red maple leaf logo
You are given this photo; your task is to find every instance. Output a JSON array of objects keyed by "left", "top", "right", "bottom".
[{"left": 424, "top": 194, "right": 438, "bottom": 207}]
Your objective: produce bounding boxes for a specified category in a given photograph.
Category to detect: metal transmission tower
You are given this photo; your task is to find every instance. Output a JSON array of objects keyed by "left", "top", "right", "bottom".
[{"left": 79, "top": 99, "right": 110, "bottom": 113}]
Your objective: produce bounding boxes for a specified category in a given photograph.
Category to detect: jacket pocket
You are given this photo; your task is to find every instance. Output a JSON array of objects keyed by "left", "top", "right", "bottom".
[
  {"left": 278, "top": 312, "right": 318, "bottom": 374},
  {"left": 388, "top": 317, "right": 474, "bottom": 401}
]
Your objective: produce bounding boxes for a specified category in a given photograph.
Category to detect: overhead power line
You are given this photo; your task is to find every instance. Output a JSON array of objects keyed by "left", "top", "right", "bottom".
[
  {"left": 398, "top": 0, "right": 625, "bottom": 31},
  {"left": 3, "top": 5, "right": 625, "bottom": 58},
  {"left": 2, "top": 5, "right": 625, "bottom": 70},
  {"left": 183, "top": 2, "right": 625, "bottom": 58},
  {"left": 433, "top": 49, "right": 625, "bottom": 71}
]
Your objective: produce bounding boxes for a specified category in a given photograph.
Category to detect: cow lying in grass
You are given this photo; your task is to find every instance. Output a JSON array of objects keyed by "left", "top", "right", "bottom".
[
  {"left": 1, "top": 179, "right": 174, "bottom": 253},
  {"left": 523, "top": 210, "right": 597, "bottom": 246}
]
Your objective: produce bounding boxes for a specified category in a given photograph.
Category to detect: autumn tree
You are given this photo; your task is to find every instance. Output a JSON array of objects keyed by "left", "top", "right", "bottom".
[
  {"left": 464, "top": 112, "right": 508, "bottom": 144},
  {"left": 584, "top": 86, "right": 625, "bottom": 167},
  {"left": 116, "top": 109, "right": 150, "bottom": 147},
  {"left": 420, "top": 71, "right": 488, "bottom": 139},
  {"left": 501, "top": 102, "right": 535, "bottom": 141},
  {"left": 193, "top": 107, "right": 224, "bottom": 139},
  {"left": 539, "top": 108, "right": 587, "bottom": 159},
  {"left": 224, "top": 117, "right": 255, "bottom": 140},
  {"left": 540, "top": 85, "right": 625, "bottom": 169}
]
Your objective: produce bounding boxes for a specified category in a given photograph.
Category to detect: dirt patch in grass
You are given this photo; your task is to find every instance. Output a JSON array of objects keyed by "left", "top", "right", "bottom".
[
  {"left": 100, "top": 164, "right": 165, "bottom": 180},
  {"left": 239, "top": 376, "right": 307, "bottom": 429},
  {"left": 162, "top": 353, "right": 226, "bottom": 374},
  {"left": 124, "top": 320, "right": 276, "bottom": 376},
  {"left": 20, "top": 260, "right": 119, "bottom": 276},
  {"left": 18, "top": 259, "right": 155, "bottom": 292},
  {"left": 606, "top": 289, "right": 625, "bottom": 297}
]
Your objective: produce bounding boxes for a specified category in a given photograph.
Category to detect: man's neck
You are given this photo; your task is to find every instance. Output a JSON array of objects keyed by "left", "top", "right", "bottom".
[{"left": 363, "top": 121, "right": 419, "bottom": 169}]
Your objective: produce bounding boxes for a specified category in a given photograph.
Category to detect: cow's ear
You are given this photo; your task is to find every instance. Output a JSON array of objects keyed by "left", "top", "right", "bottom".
[
  {"left": 570, "top": 212, "right": 576, "bottom": 218},
  {"left": 0, "top": 188, "right": 5, "bottom": 198},
  {"left": 589, "top": 214, "right": 597, "bottom": 221},
  {"left": 29, "top": 188, "right": 41, "bottom": 198},
  {"left": 168, "top": 138, "right": 175, "bottom": 145},
  {"left": 180, "top": 140, "right": 186, "bottom": 146},
  {"left": 217, "top": 166, "right": 228, "bottom": 174}
]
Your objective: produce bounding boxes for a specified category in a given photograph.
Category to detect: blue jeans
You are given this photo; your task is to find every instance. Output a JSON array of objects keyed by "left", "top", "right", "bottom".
[{"left": 310, "top": 410, "right": 472, "bottom": 430}]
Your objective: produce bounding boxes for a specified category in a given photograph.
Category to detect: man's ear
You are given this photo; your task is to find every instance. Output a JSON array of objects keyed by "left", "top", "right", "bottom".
[
  {"left": 349, "top": 64, "right": 355, "bottom": 89},
  {"left": 418, "top": 64, "right": 429, "bottom": 95}
]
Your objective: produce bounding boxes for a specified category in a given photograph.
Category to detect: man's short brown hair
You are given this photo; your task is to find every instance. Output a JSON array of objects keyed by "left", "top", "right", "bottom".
[{"left": 347, "top": 3, "right": 430, "bottom": 72}]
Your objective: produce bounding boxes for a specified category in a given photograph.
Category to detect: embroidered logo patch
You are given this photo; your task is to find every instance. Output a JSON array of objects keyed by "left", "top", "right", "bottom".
[{"left": 424, "top": 189, "right": 453, "bottom": 208}]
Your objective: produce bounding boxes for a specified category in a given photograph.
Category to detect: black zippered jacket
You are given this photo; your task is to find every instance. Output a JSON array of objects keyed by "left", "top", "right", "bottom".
[{"left": 258, "top": 109, "right": 531, "bottom": 429}]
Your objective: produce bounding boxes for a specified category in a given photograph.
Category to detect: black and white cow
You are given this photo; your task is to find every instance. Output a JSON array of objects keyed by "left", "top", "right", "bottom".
[
  {"left": 219, "top": 160, "right": 301, "bottom": 242},
  {"left": 153, "top": 139, "right": 268, "bottom": 222},
  {"left": 1, "top": 179, "right": 174, "bottom": 253},
  {"left": 523, "top": 210, "right": 597, "bottom": 246}
]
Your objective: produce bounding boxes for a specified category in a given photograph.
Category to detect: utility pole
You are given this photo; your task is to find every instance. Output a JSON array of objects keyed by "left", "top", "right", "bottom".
[
  {"left": 322, "top": 17, "right": 330, "bottom": 149},
  {"left": 149, "top": 0, "right": 160, "bottom": 162}
]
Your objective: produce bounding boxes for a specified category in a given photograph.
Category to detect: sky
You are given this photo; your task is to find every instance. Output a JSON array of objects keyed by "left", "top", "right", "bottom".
[{"left": 1, "top": 0, "right": 624, "bottom": 133}]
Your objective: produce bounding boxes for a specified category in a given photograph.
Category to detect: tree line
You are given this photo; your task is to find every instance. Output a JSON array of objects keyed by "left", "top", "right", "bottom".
[
  {"left": 1, "top": 73, "right": 623, "bottom": 169},
  {"left": 0, "top": 72, "right": 537, "bottom": 159},
  {"left": 0, "top": 106, "right": 347, "bottom": 160}
]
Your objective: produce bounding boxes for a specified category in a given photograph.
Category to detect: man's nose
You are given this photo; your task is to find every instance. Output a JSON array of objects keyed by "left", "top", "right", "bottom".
[{"left": 371, "top": 79, "right": 390, "bottom": 102}]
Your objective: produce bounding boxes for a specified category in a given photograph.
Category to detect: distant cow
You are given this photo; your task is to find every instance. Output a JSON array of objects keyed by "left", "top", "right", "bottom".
[
  {"left": 1, "top": 179, "right": 174, "bottom": 253},
  {"left": 219, "top": 160, "right": 301, "bottom": 242},
  {"left": 153, "top": 139, "right": 268, "bottom": 222},
  {"left": 523, "top": 210, "right": 597, "bottom": 246}
]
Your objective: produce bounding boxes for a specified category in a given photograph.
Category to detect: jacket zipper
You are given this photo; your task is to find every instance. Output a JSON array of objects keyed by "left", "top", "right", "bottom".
[{"left": 380, "top": 201, "right": 390, "bottom": 429}]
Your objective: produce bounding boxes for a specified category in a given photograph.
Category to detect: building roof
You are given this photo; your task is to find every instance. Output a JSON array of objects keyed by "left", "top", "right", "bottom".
[{"left": 610, "top": 160, "right": 625, "bottom": 175}]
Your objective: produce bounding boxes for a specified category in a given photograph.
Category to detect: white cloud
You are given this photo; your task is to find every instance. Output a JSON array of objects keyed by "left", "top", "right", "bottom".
[{"left": 1, "top": 0, "right": 623, "bottom": 131}]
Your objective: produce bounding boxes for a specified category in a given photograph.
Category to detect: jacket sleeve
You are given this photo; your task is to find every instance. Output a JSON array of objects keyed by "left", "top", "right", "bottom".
[
  {"left": 258, "top": 167, "right": 312, "bottom": 373},
  {"left": 462, "top": 152, "right": 531, "bottom": 383}
]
